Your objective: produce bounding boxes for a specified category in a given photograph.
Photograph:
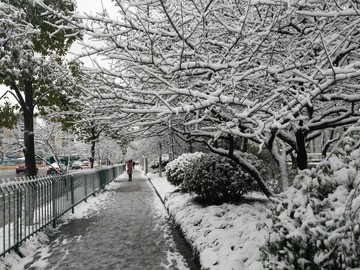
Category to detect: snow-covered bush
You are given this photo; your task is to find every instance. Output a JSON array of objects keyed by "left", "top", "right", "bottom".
[
  {"left": 165, "top": 152, "right": 205, "bottom": 187},
  {"left": 150, "top": 154, "right": 170, "bottom": 169},
  {"left": 262, "top": 145, "right": 360, "bottom": 269},
  {"left": 247, "top": 145, "right": 282, "bottom": 192},
  {"left": 183, "top": 153, "right": 260, "bottom": 203}
]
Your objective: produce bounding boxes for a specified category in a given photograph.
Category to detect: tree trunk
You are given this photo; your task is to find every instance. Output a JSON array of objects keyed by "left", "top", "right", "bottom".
[
  {"left": 207, "top": 141, "right": 273, "bottom": 198},
  {"left": 242, "top": 137, "right": 248, "bottom": 152},
  {"left": 229, "top": 153, "right": 273, "bottom": 198},
  {"left": 23, "top": 79, "right": 37, "bottom": 177},
  {"left": 170, "top": 131, "right": 175, "bottom": 160},
  {"left": 158, "top": 142, "right": 162, "bottom": 177},
  {"left": 295, "top": 129, "right": 308, "bottom": 170},
  {"left": 267, "top": 133, "right": 289, "bottom": 192},
  {"left": 187, "top": 134, "right": 193, "bottom": 153},
  {"left": 90, "top": 139, "right": 95, "bottom": 169},
  {"left": 22, "top": 79, "right": 36, "bottom": 225}
]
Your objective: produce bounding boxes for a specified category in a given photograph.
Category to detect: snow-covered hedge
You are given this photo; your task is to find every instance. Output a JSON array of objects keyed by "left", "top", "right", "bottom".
[
  {"left": 150, "top": 154, "right": 170, "bottom": 169},
  {"left": 262, "top": 148, "right": 360, "bottom": 269},
  {"left": 183, "top": 153, "right": 260, "bottom": 203},
  {"left": 165, "top": 152, "right": 205, "bottom": 187}
]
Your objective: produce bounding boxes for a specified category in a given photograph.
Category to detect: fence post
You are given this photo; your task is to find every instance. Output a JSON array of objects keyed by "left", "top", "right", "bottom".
[
  {"left": 92, "top": 173, "right": 96, "bottom": 196},
  {"left": 70, "top": 175, "right": 75, "bottom": 214},
  {"left": 144, "top": 157, "right": 148, "bottom": 174},
  {"left": 1, "top": 184, "right": 6, "bottom": 255},
  {"left": 52, "top": 179, "right": 56, "bottom": 228},
  {"left": 99, "top": 170, "right": 106, "bottom": 188},
  {"left": 84, "top": 174, "right": 87, "bottom": 202},
  {"left": 14, "top": 187, "right": 21, "bottom": 256},
  {"left": 1, "top": 165, "right": 126, "bottom": 257}
]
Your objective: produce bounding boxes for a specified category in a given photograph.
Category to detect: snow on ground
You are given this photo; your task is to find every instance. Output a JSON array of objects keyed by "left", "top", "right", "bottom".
[
  {"left": 0, "top": 171, "right": 272, "bottom": 270},
  {"left": 0, "top": 180, "right": 123, "bottom": 270},
  {"left": 147, "top": 171, "right": 272, "bottom": 270},
  {"left": 0, "top": 232, "right": 49, "bottom": 270}
]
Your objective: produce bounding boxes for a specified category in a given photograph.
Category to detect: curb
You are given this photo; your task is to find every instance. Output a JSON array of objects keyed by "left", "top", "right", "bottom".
[
  {"left": 144, "top": 172, "right": 201, "bottom": 269},
  {"left": 145, "top": 173, "right": 166, "bottom": 206}
]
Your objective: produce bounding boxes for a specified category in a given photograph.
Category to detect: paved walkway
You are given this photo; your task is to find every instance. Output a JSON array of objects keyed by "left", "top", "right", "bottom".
[{"left": 25, "top": 170, "right": 199, "bottom": 270}]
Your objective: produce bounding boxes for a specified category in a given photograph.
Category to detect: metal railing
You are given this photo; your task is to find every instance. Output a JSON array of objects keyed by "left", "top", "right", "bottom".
[{"left": 0, "top": 164, "right": 125, "bottom": 256}]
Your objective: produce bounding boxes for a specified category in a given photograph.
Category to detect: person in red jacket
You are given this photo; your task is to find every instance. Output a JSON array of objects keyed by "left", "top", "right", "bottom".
[{"left": 127, "top": 159, "right": 133, "bottom": 181}]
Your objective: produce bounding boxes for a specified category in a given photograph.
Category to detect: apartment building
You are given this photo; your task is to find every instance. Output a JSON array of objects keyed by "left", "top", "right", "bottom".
[{"left": 0, "top": 127, "right": 22, "bottom": 159}]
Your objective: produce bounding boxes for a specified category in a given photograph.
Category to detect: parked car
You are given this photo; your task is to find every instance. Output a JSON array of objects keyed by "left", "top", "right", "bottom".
[
  {"left": 80, "top": 161, "right": 91, "bottom": 169},
  {"left": 71, "top": 161, "right": 82, "bottom": 170},
  {"left": 47, "top": 163, "right": 64, "bottom": 175},
  {"left": 15, "top": 162, "right": 27, "bottom": 174},
  {"left": 16, "top": 162, "right": 39, "bottom": 174}
]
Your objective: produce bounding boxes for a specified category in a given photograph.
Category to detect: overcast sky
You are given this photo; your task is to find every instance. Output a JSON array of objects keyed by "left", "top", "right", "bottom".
[
  {"left": 67, "top": 0, "right": 118, "bottom": 66},
  {"left": 76, "top": 0, "right": 117, "bottom": 14}
]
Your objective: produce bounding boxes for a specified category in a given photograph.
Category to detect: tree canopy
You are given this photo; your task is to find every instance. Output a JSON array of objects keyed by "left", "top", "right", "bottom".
[
  {"left": 33, "top": 0, "right": 360, "bottom": 194},
  {"left": 0, "top": 0, "right": 80, "bottom": 176}
]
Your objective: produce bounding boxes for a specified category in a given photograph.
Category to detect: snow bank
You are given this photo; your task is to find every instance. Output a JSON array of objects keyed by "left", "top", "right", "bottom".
[{"left": 148, "top": 172, "right": 271, "bottom": 270}]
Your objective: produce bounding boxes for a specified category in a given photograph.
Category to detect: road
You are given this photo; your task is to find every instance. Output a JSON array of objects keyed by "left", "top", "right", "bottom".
[{"left": 0, "top": 167, "right": 47, "bottom": 181}]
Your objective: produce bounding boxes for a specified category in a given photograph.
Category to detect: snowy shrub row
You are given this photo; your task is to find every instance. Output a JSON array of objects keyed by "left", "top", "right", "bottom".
[
  {"left": 165, "top": 152, "right": 205, "bottom": 186},
  {"left": 262, "top": 145, "right": 360, "bottom": 269},
  {"left": 150, "top": 154, "right": 170, "bottom": 169},
  {"left": 185, "top": 153, "right": 261, "bottom": 203},
  {"left": 166, "top": 152, "right": 264, "bottom": 203}
]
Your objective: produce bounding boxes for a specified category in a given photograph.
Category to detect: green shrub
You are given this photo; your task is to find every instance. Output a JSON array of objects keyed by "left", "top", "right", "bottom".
[
  {"left": 262, "top": 143, "right": 360, "bottom": 269},
  {"left": 165, "top": 152, "right": 205, "bottom": 187},
  {"left": 150, "top": 154, "right": 170, "bottom": 169},
  {"left": 247, "top": 144, "right": 281, "bottom": 191},
  {"left": 183, "top": 153, "right": 260, "bottom": 203}
]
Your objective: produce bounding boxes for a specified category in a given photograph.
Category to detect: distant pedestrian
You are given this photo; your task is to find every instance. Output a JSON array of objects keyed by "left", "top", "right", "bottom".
[{"left": 127, "top": 159, "right": 133, "bottom": 181}]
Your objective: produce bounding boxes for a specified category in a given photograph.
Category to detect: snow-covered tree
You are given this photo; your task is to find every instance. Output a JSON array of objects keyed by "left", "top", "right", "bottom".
[
  {"left": 35, "top": 0, "right": 360, "bottom": 195},
  {"left": 0, "top": 101, "right": 18, "bottom": 128},
  {"left": 96, "top": 138, "right": 123, "bottom": 165},
  {"left": 0, "top": 0, "right": 80, "bottom": 176},
  {"left": 49, "top": 78, "right": 125, "bottom": 168},
  {"left": 262, "top": 129, "right": 360, "bottom": 269},
  {"left": 35, "top": 117, "right": 72, "bottom": 166}
]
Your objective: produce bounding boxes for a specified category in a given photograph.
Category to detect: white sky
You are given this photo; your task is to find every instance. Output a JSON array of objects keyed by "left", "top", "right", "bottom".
[{"left": 66, "top": 0, "right": 118, "bottom": 67}]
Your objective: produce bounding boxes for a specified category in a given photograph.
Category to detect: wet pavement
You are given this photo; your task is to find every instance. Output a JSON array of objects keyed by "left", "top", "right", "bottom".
[{"left": 25, "top": 170, "right": 199, "bottom": 270}]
